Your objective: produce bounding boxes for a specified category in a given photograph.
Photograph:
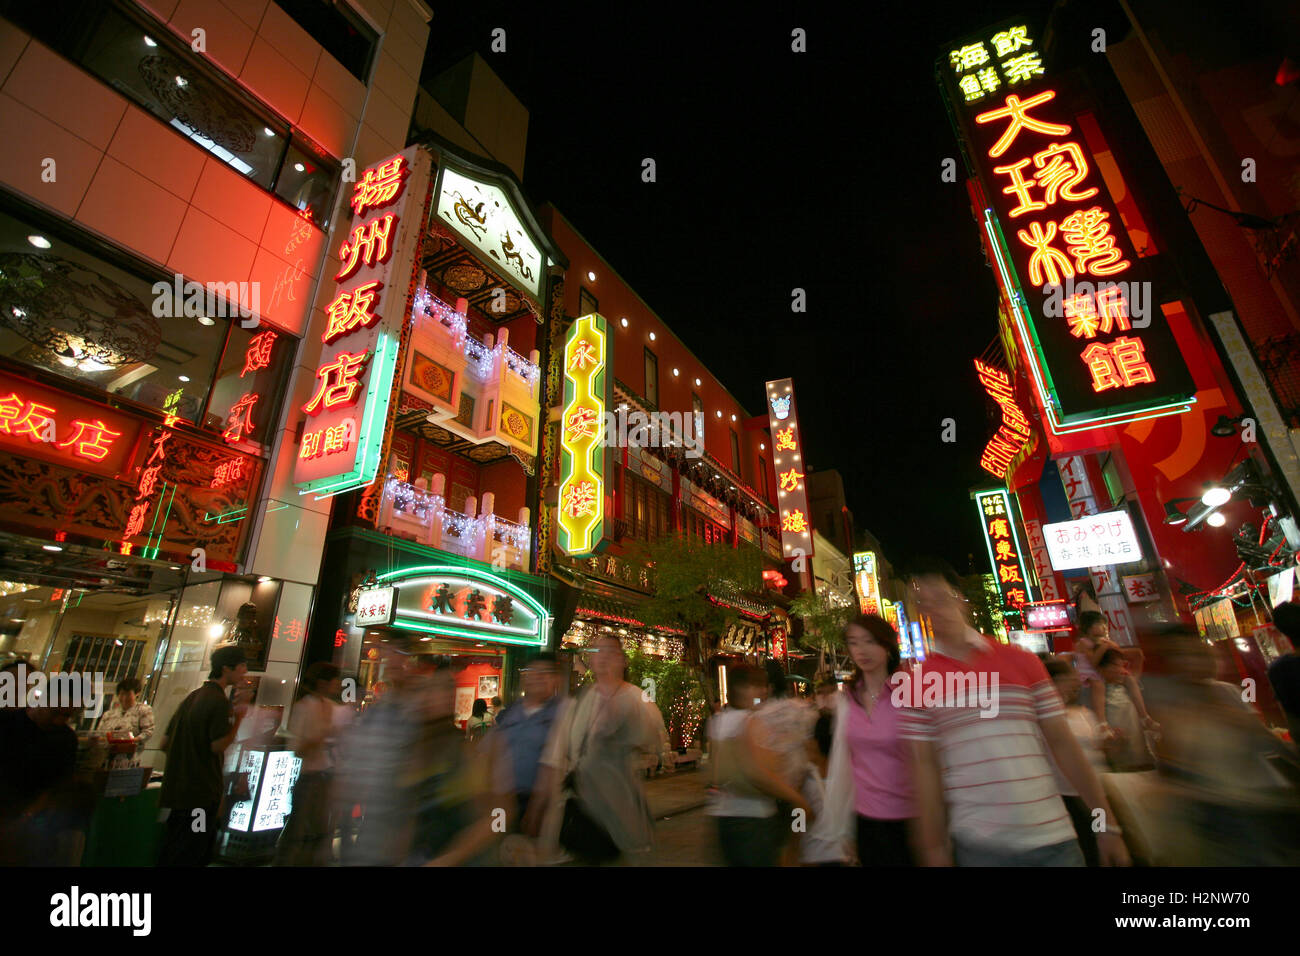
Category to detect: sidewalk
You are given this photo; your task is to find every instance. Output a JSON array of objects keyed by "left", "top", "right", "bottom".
[{"left": 644, "top": 766, "right": 711, "bottom": 818}]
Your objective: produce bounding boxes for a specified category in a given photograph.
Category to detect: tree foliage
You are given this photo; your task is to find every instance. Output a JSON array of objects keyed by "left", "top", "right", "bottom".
[
  {"left": 790, "top": 588, "right": 854, "bottom": 675},
  {"left": 625, "top": 647, "right": 709, "bottom": 750}
]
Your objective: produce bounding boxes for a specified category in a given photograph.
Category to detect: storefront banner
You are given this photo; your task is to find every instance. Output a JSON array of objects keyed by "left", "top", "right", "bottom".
[
  {"left": 374, "top": 565, "right": 550, "bottom": 647},
  {"left": 354, "top": 586, "right": 398, "bottom": 626},
  {"left": 295, "top": 147, "right": 432, "bottom": 498}
]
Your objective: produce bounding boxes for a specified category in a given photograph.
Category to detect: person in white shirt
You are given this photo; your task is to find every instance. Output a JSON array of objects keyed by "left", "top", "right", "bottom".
[
  {"left": 1044, "top": 656, "right": 1107, "bottom": 866},
  {"left": 275, "top": 662, "right": 342, "bottom": 866},
  {"left": 91, "top": 678, "right": 155, "bottom": 768}
]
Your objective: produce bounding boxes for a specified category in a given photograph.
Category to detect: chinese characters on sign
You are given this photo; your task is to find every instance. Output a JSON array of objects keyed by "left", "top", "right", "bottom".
[
  {"left": 853, "top": 551, "right": 881, "bottom": 616},
  {"left": 943, "top": 20, "right": 1196, "bottom": 431},
  {"left": 974, "top": 359, "right": 1033, "bottom": 479},
  {"left": 1042, "top": 509, "right": 1141, "bottom": 571},
  {"left": 1122, "top": 573, "right": 1159, "bottom": 604},
  {"left": 766, "top": 379, "right": 814, "bottom": 563},
  {"left": 975, "top": 489, "right": 1034, "bottom": 610},
  {"left": 557, "top": 314, "right": 610, "bottom": 555},
  {"left": 124, "top": 427, "right": 171, "bottom": 542},
  {"left": 0, "top": 371, "right": 140, "bottom": 478},
  {"left": 354, "top": 586, "right": 397, "bottom": 627},
  {"left": 294, "top": 148, "right": 429, "bottom": 498},
  {"left": 1023, "top": 600, "right": 1070, "bottom": 631}
]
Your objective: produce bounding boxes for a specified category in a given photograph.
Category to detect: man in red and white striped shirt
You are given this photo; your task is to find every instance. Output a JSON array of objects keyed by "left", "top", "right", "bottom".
[{"left": 902, "top": 560, "right": 1130, "bottom": 867}]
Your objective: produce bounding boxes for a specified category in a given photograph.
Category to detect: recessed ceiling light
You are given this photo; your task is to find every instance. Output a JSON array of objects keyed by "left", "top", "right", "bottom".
[
  {"left": 715, "top": 410, "right": 722, "bottom": 418},
  {"left": 294, "top": 163, "right": 305, "bottom": 172},
  {"left": 760, "top": 443, "right": 766, "bottom": 450},
  {"left": 620, "top": 317, "right": 628, "bottom": 327},
  {"left": 144, "top": 36, "right": 157, "bottom": 47},
  {"left": 27, "top": 235, "right": 51, "bottom": 249},
  {"left": 258, "top": 575, "right": 273, "bottom": 583},
  {"left": 175, "top": 76, "right": 187, "bottom": 87},
  {"left": 264, "top": 127, "right": 275, "bottom": 136},
  {"left": 649, "top": 332, "right": 656, "bottom": 341},
  {"left": 672, "top": 368, "right": 679, "bottom": 376},
  {"left": 197, "top": 316, "right": 215, "bottom": 326},
  {"left": 178, "top": 375, "right": 190, "bottom": 382},
  {"left": 587, "top": 271, "right": 596, "bottom": 281},
  {"left": 695, "top": 378, "right": 701, "bottom": 387},
  {"left": 731, "top": 414, "right": 737, "bottom": 421},
  {"left": 42, "top": 544, "right": 62, "bottom": 552}
]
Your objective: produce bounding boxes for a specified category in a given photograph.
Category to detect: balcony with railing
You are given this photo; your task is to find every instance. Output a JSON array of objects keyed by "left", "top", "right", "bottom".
[
  {"left": 376, "top": 471, "right": 532, "bottom": 572},
  {"left": 405, "top": 274, "right": 542, "bottom": 456}
]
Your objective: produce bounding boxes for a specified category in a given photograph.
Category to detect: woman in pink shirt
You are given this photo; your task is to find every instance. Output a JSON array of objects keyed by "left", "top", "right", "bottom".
[{"left": 842, "top": 614, "right": 916, "bottom": 866}]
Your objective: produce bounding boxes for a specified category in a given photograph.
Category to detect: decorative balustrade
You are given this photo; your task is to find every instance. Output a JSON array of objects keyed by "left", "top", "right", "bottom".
[{"left": 377, "top": 468, "right": 532, "bottom": 571}]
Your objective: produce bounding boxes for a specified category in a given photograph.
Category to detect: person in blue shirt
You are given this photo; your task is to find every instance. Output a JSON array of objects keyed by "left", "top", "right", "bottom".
[{"left": 491, "top": 653, "right": 568, "bottom": 835}]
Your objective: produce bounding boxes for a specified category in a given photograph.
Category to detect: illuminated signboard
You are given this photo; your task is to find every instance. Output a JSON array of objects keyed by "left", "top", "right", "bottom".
[
  {"left": 1042, "top": 508, "right": 1142, "bottom": 572},
  {"left": 252, "top": 750, "right": 302, "bottom": 832},
  {"left": 434, "top": 165, "right": 545, "bottom": 303},
  {"left": 974, "top": 359, "right": 1032, "bottom": 478},
  {"left": 941, "top": 20, "right": 1196, "bottom": 433},
  {"left": 354, "top": 586, "right": 397, "bottom": 627},
  {"left": 0, "top": 369, "right": 141, "bottom": 478},
  {"left": 766, "top": 378, "right": 814, "bottom": 562},
  {"left": 1122, "top": 573, "right": 1159, "bottom": 604},
  {"left": 1023, "top": 600, "right": 1070, "bottom": 631},
  {"left": 374, "top": 565, "right": 551, "bottom": 648},
  {"left": 853, "top": 550, "right": 881, "bottom": 616},
  {"left": 557, "top": 314, "right": 611, "bottom": 556},
  {"left": 294, "top": 148, "right": 431, "bottom": 498},
  {"left": 975, "top": 488, "right": 1033, "bottom": 609}
]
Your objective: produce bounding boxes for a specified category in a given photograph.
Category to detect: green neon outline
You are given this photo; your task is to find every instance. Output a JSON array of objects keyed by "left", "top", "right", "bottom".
[
  {"left": 298, "top": 331, "right": 400, "bottom": 499},
  {"left": 975, "top": 489, "right": 1032, "bottom": 604},
  {"left": 982, "top": 210, "right": 1197, "bottom": 434},
  {"left": 373, "top": 564, "right": 551, "bottom": 646}
]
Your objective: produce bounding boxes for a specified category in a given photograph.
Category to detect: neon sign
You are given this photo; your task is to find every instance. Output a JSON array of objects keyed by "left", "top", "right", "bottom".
[
  {"left": 975, "top": 488, "right": 1034, "bottom": 610},
  {"left": 557, "top": 314, "right": 610, "bottom": 555},
  {"left": 294, "top": 147, "right": 430, "bottom": 499},
  {"left": 766, "top": 378, "right": 814, "bottom": 562},
  {"left": 853, "top": 551, "right": 880, "bottom": 616},
  {"left": 974, "top": 359, "right": 1032, "bottom": 478},
  {"left": 374, "top": 564, "right": 552, "bottom": 648},
  {"left": 941, "top": 20, "right": 1196, "bottom": 432}
]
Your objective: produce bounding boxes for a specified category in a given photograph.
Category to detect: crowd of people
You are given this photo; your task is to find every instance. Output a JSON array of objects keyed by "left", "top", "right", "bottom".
[{"left": 4, "top": 554, "right": 1300, "bottom": 867}]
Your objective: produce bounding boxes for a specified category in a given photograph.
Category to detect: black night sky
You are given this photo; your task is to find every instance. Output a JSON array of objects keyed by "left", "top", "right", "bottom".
[{"left": 420, "top": 0, "right": 1061, "bottom": 573}]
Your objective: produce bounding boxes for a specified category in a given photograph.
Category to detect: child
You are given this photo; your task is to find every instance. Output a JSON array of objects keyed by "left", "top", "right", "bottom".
[
  {"left": 1042, "top": 656, "right": 1106, "bottom": 866},
  {"left": 1098, "top": 649, "right": 1155, "bottom": 771}
]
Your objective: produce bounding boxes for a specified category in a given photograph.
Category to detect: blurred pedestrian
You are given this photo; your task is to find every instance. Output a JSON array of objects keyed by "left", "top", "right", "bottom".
[
  {"left": 904, "top": 559, "right": 1128, "bottom": 867},
  {"left": 834, "top": 614, "right": 916, "bottom": 866},
  {"left": 1098, "top": 648, "right": 1154, "bottom": 770},
  {"left": 1268, "top": 602, "right": 1300, "bottom": 746},
  {"left": 707, "top": 665, "right": 810, "bottom": 866},
  {"left": 275, "top": 661, "right": 342, "bottom": 866},
  {"left": 1043, "top": 656, "right": 1106, "bottom": 866},
  {"left": 1074, "top": 611, "right": 1158, "bottom": 739},
  {"left": 466, "top": 698, "right": 494, "bottom": 741},
  {"left": 492, "top": 653, "right": 569, "bottom": 836},
  {"left": 0, "top": 676, "right": 79, "bottom": 866},
  {"left": 544, "top": 633, "right": 655, "bottom": 864},
  {"left": 157, "top": 645, "right": 250, "bottom": 867}
]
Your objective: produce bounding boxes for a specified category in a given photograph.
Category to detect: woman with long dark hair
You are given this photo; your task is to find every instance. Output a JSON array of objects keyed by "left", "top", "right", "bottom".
[{"left": 823, "top": 614, "right": 917, "bottom": 866}]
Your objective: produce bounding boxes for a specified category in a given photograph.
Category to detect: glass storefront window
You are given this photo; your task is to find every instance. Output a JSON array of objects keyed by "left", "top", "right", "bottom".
[
  {"left": 0, "top": 0, "right": 340, "bottom": 226},
  {"left": 0, "top": 203, "right": 225, "bottom": 423},
  {"left": 204, "top": 324, "right": 294, "bottom": 453}
]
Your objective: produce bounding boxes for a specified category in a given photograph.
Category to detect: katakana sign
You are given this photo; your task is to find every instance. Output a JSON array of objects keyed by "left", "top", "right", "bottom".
[
  {"left": 294, "top": 147, "right": 431, "bottom": 498},
  {"left": 941, "top": 18, "right": 1196, "bottom": 432}
]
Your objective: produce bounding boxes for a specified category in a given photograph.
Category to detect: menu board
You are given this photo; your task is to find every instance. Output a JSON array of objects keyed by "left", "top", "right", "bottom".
[
  {"left": 252, "top": 750, "right": 302, "bottom": 832},
  {"left": 225, "top": 749, "right": 266, "bottom": 833}
]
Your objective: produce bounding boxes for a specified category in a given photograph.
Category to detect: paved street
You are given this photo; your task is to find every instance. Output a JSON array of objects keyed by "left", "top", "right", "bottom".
[{"left": 643, "top": 768, "right": 722, "bottom": 867}]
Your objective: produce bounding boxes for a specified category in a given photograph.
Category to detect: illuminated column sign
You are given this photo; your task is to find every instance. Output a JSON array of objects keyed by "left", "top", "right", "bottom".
[
  {"left": 766, "top": 378, "right": 814, "bottom": 561},
  {"left": 974, "top": 489, "right": 1033, "bottom": 610},
  {"left": 853, "top": 551, "right": 880, "bottom": 615},
  {"left": 974, "top": 359, "right": 1032, "bottom": 479},
  {"left": 557, "top": 314, "right": 611, "bottom": 555},
  {"left": 294, "top": 148, "right": 432, "bottom": 498},
  {"left": 940, "top": 21, "right": 1196, "bottom": 433}
]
